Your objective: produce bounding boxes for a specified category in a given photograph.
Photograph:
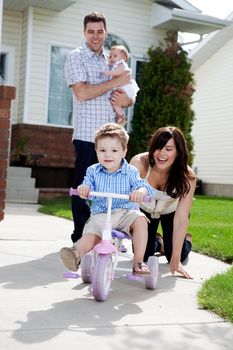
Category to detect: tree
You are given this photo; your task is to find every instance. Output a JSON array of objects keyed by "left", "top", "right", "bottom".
[{"left": 128, "top": 31, "right": 195, "bottom": 164}]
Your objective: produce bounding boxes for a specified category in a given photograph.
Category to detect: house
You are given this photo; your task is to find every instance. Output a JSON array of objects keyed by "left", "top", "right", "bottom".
[
  {"left": 189, "top": 12, "right": 233, "bottom": 197},
  {"left": 0, "top": 0, "right": 229, "bottom": 195}
]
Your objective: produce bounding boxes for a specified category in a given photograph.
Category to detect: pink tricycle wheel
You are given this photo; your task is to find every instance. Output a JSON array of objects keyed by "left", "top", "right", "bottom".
[
  {"left": 92, "top": 254, "right": 113, "bottom": 301},
  {"left": 144, "top": 256, "right": 159, "bottom": 290}
]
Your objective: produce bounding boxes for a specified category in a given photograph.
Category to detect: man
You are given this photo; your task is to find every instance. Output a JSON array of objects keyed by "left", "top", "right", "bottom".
[{"left": 65, "top": 12, "right": 133, "bottom": 245}]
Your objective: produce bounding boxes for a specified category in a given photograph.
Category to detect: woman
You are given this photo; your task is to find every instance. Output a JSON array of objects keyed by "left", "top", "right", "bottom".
[{"left": 130, "top": 126, "right": 196, "bottom": 279}]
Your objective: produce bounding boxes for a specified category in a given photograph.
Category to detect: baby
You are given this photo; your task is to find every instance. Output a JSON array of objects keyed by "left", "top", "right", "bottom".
[{"left": 104, "top": 45, "right": 140, "bottom": 124}]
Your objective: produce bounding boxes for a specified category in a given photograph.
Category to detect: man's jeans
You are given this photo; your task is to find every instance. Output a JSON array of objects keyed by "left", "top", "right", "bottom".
[{"left": 71, "top": 139, "right": 98, "bottom": 243}]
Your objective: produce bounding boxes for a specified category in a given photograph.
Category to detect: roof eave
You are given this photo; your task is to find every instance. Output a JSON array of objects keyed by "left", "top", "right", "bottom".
[
  {"left": 3, "top": 0, "right": 78, "bottom": 11},
  {"left": 151, "top": 3, "right": 231, "bottom": 34}
]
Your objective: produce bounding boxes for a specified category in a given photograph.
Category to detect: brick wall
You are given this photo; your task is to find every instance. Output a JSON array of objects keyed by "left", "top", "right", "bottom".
[
  {"left": 0, "top": 85, "right": 16, "bottom": 221},
  {"left": 10, "top": 123, "right": 75, "bottom": 168}
]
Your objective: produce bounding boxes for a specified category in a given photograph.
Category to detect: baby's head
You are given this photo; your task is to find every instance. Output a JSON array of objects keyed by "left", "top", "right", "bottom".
[
  {"left": 109, "top": 45, "right": 129, "bottom": 64},
  {"left": 95, "top": 123, "right": 129, "bottom": 150}
]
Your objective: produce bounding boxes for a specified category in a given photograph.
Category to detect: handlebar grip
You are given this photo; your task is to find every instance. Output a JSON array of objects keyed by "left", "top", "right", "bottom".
[{"left": 69, "top": 188, "right": 78, "bottom": 196}]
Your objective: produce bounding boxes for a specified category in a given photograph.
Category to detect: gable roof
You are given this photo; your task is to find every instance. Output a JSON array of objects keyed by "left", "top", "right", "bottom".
[
  {"left": 189, "top": 12, "right": 233, "bottom": 70},
  {"left": 153, "top": 0, "right": 201, "bottom": 12}
]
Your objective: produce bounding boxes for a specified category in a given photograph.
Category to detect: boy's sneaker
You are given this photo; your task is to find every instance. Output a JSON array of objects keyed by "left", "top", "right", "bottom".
[{"left": 60, "top": 247, "right": 81, "bottom": 272}]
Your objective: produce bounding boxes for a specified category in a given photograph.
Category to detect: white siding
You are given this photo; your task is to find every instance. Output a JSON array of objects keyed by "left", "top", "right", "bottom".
[
  {"left": 18, "top": 8, "right": 29, "bottom": 123},
  {"left": 2, "top": 0, "right": 164, "bottom": 126},
  {"left": 192, "top": 38, "right": 233, "bottom": 185},
  {"left": 2, "top": 9, "right": 22, "bottom": 123}
]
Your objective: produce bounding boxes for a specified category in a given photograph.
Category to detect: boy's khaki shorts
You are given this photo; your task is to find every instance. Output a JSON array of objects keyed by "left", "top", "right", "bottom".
[{"left": 82, "top": 209, "right": 148, "bottom": 238}]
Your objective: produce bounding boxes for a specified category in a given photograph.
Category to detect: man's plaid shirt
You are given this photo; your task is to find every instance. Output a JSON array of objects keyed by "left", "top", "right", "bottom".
[{"left": 65, "top": 42, "right": 116, "bottom": 143}]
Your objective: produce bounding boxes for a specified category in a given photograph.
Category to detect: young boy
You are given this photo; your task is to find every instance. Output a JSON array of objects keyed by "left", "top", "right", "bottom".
[
  {"left": 60, "top": 123, "right": 155, "bottom": 275},
  {"left": 104, "top": 45, "right": 139, "bottom": 124}
]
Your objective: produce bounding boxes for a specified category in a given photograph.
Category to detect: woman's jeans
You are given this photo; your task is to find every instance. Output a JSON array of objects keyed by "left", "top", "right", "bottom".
[{"left": 141, "top": 209, "right": 192, "bottom": 263}]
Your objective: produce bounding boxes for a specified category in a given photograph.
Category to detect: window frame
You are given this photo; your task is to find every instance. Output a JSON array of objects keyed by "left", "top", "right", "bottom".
[
  {"left": 126, "top": 56, "right": 148, "bottom": 133},
  {"left": 0, "top": 45, "right": 15, "bottom": 85}
]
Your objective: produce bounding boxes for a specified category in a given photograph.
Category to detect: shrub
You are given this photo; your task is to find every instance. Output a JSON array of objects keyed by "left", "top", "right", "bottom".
[{"left": 129, "top": 31, "right": 195, "bottom": 164}]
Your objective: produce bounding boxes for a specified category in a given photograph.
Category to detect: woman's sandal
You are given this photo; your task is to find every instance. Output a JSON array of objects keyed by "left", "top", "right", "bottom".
[
  {"left": 133, "top": 262, "right": 151, "bottom": 276},
  {"left": 59, "top": 247, "right": 81, "bottom": 272}
]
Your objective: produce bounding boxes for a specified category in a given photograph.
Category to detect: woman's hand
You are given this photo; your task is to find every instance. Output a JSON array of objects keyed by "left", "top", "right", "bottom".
[{"left": 169, "top": 257, "right": 193, "bottom": 279}]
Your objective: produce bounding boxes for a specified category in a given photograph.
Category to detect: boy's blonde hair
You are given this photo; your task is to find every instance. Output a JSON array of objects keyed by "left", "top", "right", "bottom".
[
  {"left": 111, "top": 45, "right": 129, "bottom": 62},
  {"left": 95, "top": 123, "right": 129, "bottom": 150}
]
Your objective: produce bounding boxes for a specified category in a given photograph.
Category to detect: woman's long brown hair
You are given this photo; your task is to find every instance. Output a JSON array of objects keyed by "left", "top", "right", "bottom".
[{"left": 148, "top": 126, "right": 195, "bottom": 198}]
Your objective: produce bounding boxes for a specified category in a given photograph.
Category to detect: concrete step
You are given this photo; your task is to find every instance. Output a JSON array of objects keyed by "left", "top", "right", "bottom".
[
  {"left": 7, "top": 166, "right": 32, "bottom": 177},
  {"left": 6, "top": 188, "right": 39, "bottom": 204},
  {"left": 6, "top": 166, "right": 39, "bottom": 204},
  {"left": 7, "top": 176, "right": 36, "bottom": 188}
]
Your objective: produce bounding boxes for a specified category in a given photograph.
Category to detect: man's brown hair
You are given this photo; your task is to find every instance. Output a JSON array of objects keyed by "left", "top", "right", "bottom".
[{"left": 83, "top": 12, "right": 107, "bottom": 31}]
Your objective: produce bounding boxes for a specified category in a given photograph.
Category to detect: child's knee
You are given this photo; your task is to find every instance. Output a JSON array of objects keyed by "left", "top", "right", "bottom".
[{"left": 131, "top": 218, "right": 148, "bottom": 235}]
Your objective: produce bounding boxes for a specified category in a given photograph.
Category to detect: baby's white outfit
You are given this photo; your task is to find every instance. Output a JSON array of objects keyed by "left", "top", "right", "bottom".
[{"left": 111, "top": 59, "right": 140, "bottom": 99}]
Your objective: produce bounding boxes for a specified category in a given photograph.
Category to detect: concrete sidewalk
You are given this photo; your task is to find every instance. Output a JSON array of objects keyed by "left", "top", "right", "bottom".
[{"left": 0, "top": 202, "right": 232, "bottom": 350}]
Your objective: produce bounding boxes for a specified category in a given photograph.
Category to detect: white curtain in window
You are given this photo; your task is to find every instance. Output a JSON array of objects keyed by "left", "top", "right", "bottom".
[{"left": 48, "top": 46, "right": 73, "bottom": 126}]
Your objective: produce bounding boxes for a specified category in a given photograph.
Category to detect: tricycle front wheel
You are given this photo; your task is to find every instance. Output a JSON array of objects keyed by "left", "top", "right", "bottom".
[
  {"left": 145, "top": 256, "right": 159, "bottom": 290},
  {"left": 92, "top": 254, "right": 113, "bottom": 301}
]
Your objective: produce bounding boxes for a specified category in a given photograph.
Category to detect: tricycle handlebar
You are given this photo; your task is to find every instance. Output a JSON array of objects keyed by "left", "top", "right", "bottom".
[{"left": 69, "top": 188, "right": 152, "bottom": 203}]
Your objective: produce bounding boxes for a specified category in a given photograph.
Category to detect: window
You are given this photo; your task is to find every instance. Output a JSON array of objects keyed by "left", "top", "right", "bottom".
[
  {"left": 48, "top": 46, "right": 73, "bottom": 126},
  {"left": 104, "top": 33, "right": 130, "bottom": 55},
  {"left": 0, "top": 54, "right": 6, "bottom": 82},
  {"left": 0, "top": 46, "right": 15, "bottom": 85},
  {"left": 135, "top": 59, "right": 148, "bottom": 83},
  {"left": 125, "top": 58, "right": 148, "bottom": 132}
]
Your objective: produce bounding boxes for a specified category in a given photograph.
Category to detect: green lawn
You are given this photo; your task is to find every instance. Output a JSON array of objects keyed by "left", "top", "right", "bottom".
[
  {"left": 39, "top": 196, "right": 72, "bottom": 221},
  {"left": 38, "top": 194, "right": 233, "bottom": 322},
  {"left": 198, "top": 266, "right": 233, "bottom": 323},
  {"left": 189, "top": 195, "right": 233, "bottom": 264}
]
